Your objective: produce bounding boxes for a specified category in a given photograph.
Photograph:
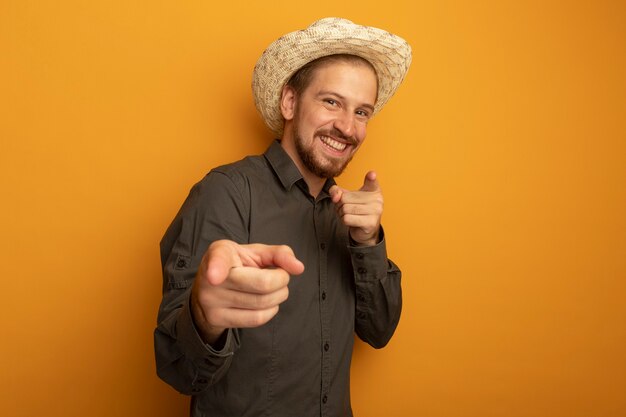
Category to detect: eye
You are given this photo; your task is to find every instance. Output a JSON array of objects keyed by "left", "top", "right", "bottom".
[
  {"left": 356, "top": 109, "right": 371, "bottom": 119},
  {"left": 324, "top": 99, "right": 337, "bottom": 106}
]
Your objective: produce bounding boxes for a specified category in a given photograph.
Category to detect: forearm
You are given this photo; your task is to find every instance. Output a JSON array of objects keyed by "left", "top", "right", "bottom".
[
  {"left": 154, "top": 287, "right": 240, "bottom": 394},
  {"left": 351, "top": 231, "right": 403, "bottom": 348},
  {"left": 154, "top": 170, "right": 249, "bottom": 393}
]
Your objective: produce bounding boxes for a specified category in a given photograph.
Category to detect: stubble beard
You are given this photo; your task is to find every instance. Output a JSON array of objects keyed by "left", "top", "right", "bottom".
[{"left": 293, "top": 123, "right": 356, "bottom": 179}]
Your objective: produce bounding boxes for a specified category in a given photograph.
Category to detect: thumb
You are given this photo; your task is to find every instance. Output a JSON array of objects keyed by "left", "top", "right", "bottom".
[
  {"left": 360, "top": 171, "right": 380, "bottom": 192},
  {"left": 205, "top": 242, "right": 239, "bottom": 286}
]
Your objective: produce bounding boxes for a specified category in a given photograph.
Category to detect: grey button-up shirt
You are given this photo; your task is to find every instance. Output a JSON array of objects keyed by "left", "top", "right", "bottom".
[{"left": 155, "top": 141, "right": 402, "bottom": 417}]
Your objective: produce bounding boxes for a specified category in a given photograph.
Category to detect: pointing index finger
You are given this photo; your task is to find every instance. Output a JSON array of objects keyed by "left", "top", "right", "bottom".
[
  {"left": 246, "top": 244, "right": 305, "bottom": 276},
  {"left": 226, "top": 266, "right": 291, "bottom": 294}
]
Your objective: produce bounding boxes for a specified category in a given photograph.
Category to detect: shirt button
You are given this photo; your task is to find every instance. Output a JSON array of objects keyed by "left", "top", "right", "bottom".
[
  {"left": 356, "top": 253, "right": 364, "bottom": 260},
  {"left": 321, "top": 291, "right": 326, "bottom": 301},
  {"left": 357, "top": 311, "right": 367, "bottom": 319},
  {"left": 358, "top": 267, "right": 367, "bottom": 274},
  {"left": 322, "top": 395, "right": 328, "bottom": 404},
  {"left": 324, "top": 342, "right": 330, "bottom": 352},
  {"left": 320, "top": 242, "right": 326, "bottom": 250},
  {"left": 357, "top": 294, "right": 366, "bottom": 302}
]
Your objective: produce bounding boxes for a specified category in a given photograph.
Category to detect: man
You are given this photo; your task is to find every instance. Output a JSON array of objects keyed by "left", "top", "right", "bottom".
[{"left": 155, "top": 17, "right": 412, "bottom": 417}]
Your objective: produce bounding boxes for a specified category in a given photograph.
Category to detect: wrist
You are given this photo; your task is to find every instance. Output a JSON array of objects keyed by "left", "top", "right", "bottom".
[
  {"left": 349, "top": 230, "right": 380, "bottom": 247},
  {"left": 190, "top": 291, "right": 226, "bottom": 346}
]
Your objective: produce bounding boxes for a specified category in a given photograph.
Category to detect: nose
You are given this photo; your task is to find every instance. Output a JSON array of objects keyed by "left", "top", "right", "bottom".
[{"left": 333, "top": 111, "right": 356, "bottom": 139}]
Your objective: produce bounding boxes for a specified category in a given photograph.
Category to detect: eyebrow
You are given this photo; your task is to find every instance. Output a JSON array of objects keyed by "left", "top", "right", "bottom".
[{"left": 317, "top": 91, "right": 376, "bottom": 113}]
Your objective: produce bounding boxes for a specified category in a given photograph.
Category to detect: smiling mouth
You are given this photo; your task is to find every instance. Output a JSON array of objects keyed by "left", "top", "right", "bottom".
[{"left": 320, "top": 135, "right": 348, "bottom": 152}]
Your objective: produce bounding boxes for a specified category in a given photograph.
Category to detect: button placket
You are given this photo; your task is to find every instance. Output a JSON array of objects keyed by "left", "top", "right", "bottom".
[{"left": 314, "top": 202, "right": 331, "bottom": 410}]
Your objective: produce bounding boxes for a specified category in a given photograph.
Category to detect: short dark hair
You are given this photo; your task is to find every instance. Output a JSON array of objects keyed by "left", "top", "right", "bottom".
[{"left": 286, "top": 54, "right": 379, "bottom": 99}]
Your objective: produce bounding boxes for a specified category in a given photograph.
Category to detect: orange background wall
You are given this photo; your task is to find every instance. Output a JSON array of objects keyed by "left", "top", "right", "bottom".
[{"left": 1, "top": 1, "right": 624, "bottom": 416}]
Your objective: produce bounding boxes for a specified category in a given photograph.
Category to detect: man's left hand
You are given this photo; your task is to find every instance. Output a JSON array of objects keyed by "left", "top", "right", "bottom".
[{"left": 329, "top": 171, "right": 383, "bottom": 247}]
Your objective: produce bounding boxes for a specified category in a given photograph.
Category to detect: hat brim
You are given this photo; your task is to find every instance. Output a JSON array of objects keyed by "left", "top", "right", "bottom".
[{"left": 252, "top": 17, "right": 412, "bottom": 135}]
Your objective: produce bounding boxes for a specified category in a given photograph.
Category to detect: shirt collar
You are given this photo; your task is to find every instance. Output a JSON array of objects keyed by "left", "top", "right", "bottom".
[{"left": 264, "top": 140, "right": 336, "bottom": 194}]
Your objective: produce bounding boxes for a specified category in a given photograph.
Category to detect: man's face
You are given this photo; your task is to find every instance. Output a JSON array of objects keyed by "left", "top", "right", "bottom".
[{"left": 289, "top": 61, "right": 378, "bottom": 179}]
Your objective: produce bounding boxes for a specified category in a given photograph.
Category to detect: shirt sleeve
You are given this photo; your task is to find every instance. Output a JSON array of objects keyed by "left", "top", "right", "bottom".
[
  {"left": 349, "top": 228, "right": 403, "bottom": 348},
  {"left": 154, "top": 170, "right": 249, "bottom": 395}
]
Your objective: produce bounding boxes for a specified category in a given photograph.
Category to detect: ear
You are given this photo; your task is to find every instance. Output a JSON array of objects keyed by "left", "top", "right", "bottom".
[{"left": 280, "top": 85, "right": 296, "bottom": 121}]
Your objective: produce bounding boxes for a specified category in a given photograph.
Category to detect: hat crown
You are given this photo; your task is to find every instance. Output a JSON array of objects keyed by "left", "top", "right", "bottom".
[
  {"left": 311, "top": 17, "right": 348, "bottom": 26},
  {"left": 309, "top": 17, "right": 353, "bottom": 29}
]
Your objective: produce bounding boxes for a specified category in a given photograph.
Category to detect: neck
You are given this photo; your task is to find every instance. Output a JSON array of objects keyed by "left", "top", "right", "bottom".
[{"left": 279, "top": 134, "right": 326, "bottom": 198}]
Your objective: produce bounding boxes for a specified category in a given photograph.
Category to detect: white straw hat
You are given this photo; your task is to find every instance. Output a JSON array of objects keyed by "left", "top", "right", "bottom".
[{"left": 252, "top": 17, "right": 412, "bottom": 135}]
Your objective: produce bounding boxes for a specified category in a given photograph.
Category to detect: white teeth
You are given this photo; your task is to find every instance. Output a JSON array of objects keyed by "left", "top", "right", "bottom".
[{"left": 320, "top": 136, "right": 347, "bottom": 151}]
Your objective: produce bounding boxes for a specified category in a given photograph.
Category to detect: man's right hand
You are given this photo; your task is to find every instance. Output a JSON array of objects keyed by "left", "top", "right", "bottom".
[{"left": 191, "top": 240, "right": 305, "bottom": 346}]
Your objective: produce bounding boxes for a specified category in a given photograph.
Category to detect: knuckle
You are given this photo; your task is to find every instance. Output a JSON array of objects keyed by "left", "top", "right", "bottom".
[
  {"left": 277, "top": 268, "right": 290, "bottom": 282},
  {"left": 232, "top": 291, "right": 246, "bottom": 307},
  {"left": 204, "top": 309, "right": 223, "bottom": 326},
  {"left": 272, "top": 269, "right": 290, "bottom": 290},
  {"left": 249, "top": 310, "right": 270, "bottom": 327},
  {"left": 197, "top": 287, "right": 216, "bottom": 306},
  {"left": 208, "top": 239, "right": 227, "bottom": 251},
  {"left": 253, "top": 293, "right": 269, "bottom": 309},
  {"left": 255, "top": 276, "right": 273, "bottom": 293},
  {"left": 276, "top": 244, "right": 292, "bottom": 256}
]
